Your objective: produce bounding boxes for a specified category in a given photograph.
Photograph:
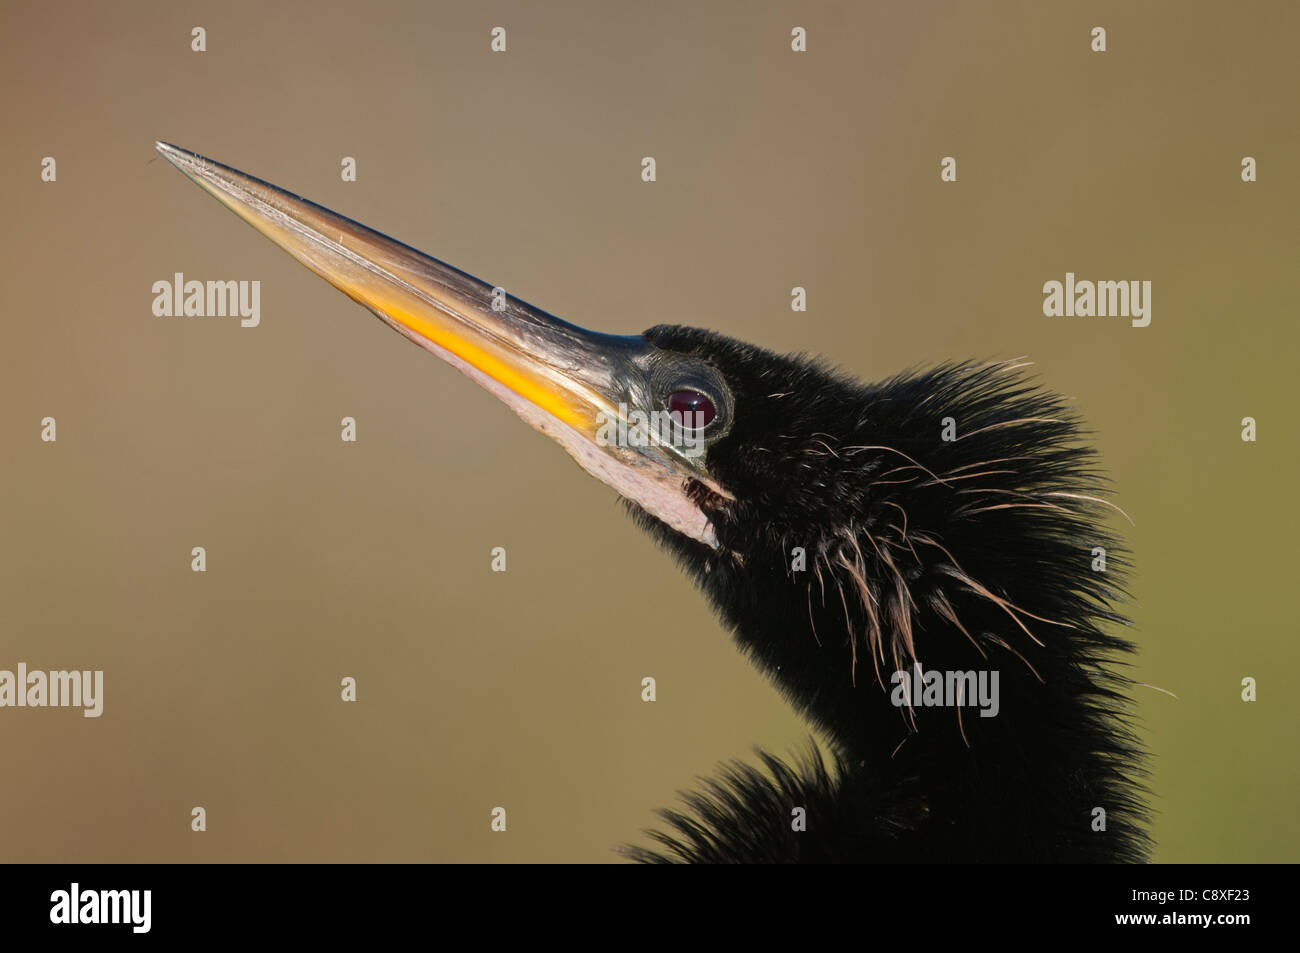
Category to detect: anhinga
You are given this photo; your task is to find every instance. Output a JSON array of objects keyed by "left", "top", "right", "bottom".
[{"left": 158, "top": 142, "right": 1149, "bottom": 863}]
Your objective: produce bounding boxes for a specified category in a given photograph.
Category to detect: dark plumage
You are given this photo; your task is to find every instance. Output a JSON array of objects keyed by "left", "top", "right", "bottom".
[
  {"left": 621, "top": 327, "right": 1148, "bottom": 863},
  {"left": 156, "top": 143, "right": 1149, "bottom": 865}
]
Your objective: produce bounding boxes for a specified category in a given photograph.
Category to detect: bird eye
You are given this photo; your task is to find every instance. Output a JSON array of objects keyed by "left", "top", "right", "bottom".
[{"left": 667, "top": 389, "right": 717, "bottom": 428}]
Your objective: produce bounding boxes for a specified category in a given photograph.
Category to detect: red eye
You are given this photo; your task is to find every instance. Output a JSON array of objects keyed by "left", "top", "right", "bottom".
[{"left": 667, "top": 389, "right": 716, "bottom": 428}]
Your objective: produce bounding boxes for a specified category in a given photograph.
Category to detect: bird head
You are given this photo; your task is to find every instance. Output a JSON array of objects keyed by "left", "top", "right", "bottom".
[{"left": 159, "top": 144, "right": 1145, "bottom": 859}]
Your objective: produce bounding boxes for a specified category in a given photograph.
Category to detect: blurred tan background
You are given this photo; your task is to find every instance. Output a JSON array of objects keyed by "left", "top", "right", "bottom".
[{"left": 1, "top": 0, "right": 1297, "bottom": 862}]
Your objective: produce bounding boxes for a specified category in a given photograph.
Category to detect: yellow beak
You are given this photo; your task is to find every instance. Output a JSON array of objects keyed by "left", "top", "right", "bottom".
[{"left": 156, "top": 142, "right": 727, "bottom": 547}]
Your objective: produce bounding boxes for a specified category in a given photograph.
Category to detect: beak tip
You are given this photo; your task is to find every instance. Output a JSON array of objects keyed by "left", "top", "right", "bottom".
[{"left": 155, "top": 141, "right": 205, "bottom": 180}]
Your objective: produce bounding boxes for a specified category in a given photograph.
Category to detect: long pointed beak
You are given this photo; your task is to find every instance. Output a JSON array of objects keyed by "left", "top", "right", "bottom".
[
  {"left": 155, "top": 140, "right": 635, "bottom": 433},
  {"left": 156, "top": 142, "right": 724, "bottom": 547}
]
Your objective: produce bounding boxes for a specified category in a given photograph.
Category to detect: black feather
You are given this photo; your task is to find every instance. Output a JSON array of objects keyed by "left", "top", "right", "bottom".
[{"left": 622, "top": 326, "right": 1149, "bottom": 863}]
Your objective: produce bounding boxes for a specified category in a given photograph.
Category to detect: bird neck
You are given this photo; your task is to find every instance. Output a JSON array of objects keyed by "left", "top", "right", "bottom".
[
  {"left": 689, "top": 546, "right": 1143, "bottom": 858},
  {"left": 630, "top": 358, "right": 1147, "bottom": 858}
]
